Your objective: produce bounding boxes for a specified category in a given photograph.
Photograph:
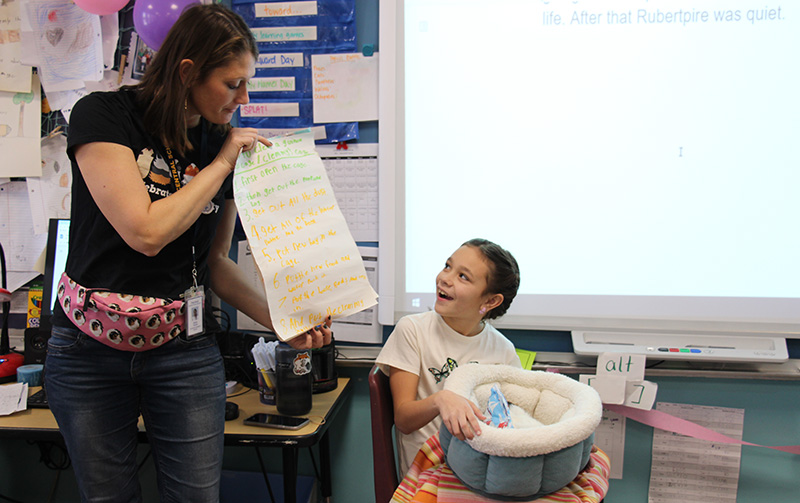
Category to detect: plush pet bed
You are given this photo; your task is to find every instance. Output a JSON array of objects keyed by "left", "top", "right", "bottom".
[{"left": 439, "top": 364, "right": 602, "bottom": 501}]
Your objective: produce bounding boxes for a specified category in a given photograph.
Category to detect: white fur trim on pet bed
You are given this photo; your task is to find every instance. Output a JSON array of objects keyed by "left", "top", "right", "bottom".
[{"left": 444, "top": 364, "right": 602, "bottom": 457}]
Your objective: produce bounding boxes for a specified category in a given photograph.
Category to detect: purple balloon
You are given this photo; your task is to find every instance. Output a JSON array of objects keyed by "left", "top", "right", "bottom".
[{"left": 133, "top": 0, "right": 200, "bottom": 51}]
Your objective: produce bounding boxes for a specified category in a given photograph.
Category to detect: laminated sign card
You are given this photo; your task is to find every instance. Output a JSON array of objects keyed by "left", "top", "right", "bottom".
[{"left": 233, "top": 131, "right": 378, "bottom": 341}]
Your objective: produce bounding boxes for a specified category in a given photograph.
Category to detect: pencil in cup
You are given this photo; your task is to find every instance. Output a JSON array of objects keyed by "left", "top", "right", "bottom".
[{"left": 257, "top": 368, "right": 277, "bottom": 406}]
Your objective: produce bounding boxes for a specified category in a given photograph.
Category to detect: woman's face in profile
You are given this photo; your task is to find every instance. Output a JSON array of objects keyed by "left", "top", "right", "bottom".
[{"left": 187, "top": 52, "right": 255, "bottom": 125}]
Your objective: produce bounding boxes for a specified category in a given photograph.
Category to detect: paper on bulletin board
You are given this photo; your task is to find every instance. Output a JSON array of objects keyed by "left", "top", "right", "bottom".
[
  {"left": 235, "top": 239, "right": 267, "bottom": 333},
  {"left": 0, "top": 0, "right": 33, "bottom": 93},
  {"left": 312, "top": 52, "right": 378, "bottom": 123},
  {"left": 0, "top": 73, "right": 41, "bottom": 177},
  {"left": 331, "top": 246, "right": 381, "bottom": 343},
  {"left": 594, "top": 408, "right": 626, "bottom": 479},
  {"left": 0, "top": 181, "right": 48, "bottom": 291},
  {"left": 648, "top": 402, "right": 743, "bottom": 502},
  {"left": 233, "top": 131, "right": 378, "bottom": 341},
  {"left": 26, "top": 133, "right": 71, "bottom": 234},
  {"left": 100, "top": 12, "right": 119, "bottom": 72},
  {"left": 24, "top": 0, "right": 103, "bottom": 93}
]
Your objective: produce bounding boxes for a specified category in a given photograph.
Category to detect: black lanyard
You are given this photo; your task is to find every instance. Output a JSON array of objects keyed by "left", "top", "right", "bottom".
[
  {"left": 163, "top": 123, "right": 208, "bottom": 193},
  {"left": 161, "top": 123, "right": 209, "bottom": 283}
]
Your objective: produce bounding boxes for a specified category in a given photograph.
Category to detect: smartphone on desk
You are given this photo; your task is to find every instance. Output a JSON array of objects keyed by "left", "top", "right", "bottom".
[{"left": 243, "top": 413, "right": 310, "bottom": 430}]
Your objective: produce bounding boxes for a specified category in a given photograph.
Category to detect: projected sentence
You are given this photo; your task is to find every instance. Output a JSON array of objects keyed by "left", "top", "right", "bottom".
[
  {"left": 232, "top": 131, "right": 377, "bottom": 341},
  {"left": 542, "top": 6, "right": 783, "bottom": 26},
  {"left": 401, "top": 0, "right": 799, "bottom": 305}
]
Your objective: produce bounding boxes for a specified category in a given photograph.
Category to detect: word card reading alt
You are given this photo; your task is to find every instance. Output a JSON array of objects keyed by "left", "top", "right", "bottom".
[{"left": 233, "top": 131, "right": 378, "bottom": 341}]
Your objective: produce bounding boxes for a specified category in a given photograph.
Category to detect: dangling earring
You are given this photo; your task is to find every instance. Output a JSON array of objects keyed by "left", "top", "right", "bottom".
[{"left": 184, "top": 98, "right": 188, "bottom": 111}]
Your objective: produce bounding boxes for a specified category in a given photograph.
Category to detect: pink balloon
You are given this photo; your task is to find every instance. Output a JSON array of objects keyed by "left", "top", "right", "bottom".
[
  {"left": 133, "top": 0, "right": 201, "bottom": 51},
  {"left": 74, "top": 0, "right": 129, "bottom": 16}
]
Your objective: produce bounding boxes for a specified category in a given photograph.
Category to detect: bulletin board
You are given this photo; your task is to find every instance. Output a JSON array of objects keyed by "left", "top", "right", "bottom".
[{"left": 231, "top": 0, "right": 362, "bottom": 143}]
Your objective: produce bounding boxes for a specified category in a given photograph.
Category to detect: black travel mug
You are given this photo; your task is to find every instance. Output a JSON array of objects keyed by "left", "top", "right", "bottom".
[
  {"left": 311, "top": 338, "right": 338, "bottom": 394},
  {"left": 274, "top": 345, "right": 313, "bottom": 416}
]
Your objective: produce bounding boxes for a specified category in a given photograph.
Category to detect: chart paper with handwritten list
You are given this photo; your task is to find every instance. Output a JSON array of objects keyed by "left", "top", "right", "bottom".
[{"left": 233, "top": 131, "right": 378, "bottom": 341}]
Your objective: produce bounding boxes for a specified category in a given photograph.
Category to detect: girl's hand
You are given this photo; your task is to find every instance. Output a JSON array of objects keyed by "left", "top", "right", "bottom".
[
  {"left": 286, "top": 315, "right": 333, "bottom": 350},
  {"left": 435, "top": 390, "right": 486, "bottom": 441},
  {"left": 217, "top": 127, "right": 271, "bottom": 171}
]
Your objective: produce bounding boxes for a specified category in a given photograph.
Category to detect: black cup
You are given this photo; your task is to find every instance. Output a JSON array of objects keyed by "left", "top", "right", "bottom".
[
  {"left": 274, "top": 345, "right": 313, "bottom": 416},
  {"left": 311, "top": 340, "right": 338, "bottom": 394}
]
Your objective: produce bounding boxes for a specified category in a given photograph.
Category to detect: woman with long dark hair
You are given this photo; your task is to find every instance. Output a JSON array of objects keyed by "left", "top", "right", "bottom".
[{"left": 45, "top": 5, "right": 330, "bottom": 501}]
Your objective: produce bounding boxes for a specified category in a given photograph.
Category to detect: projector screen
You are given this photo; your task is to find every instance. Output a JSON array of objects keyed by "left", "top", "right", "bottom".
[{"left": 378, "top": 0, "right": 800, "bottom": 339}]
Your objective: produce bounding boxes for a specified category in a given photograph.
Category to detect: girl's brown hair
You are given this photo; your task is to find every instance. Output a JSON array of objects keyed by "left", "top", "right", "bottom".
[
  {"left": 135, "top": 4, "right": 258, "bottom": 155},
  {"left": 463, "top": 238, "right": 520, "bottom": 320}
]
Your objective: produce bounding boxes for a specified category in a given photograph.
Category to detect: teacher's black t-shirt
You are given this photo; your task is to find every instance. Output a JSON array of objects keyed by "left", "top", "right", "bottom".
[{"left": 52, "top": 89, "right": 229, "bottom": 331}]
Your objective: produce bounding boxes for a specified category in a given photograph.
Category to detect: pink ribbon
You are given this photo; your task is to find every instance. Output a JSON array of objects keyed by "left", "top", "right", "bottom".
[{"left": 605, "top": 404, "right": 800, "bottom": 455}]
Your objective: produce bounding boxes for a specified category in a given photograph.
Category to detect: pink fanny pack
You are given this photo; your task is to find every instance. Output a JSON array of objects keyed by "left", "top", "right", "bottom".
[{"left": 58, "top": 272, "right": 186, "bottom": 352}]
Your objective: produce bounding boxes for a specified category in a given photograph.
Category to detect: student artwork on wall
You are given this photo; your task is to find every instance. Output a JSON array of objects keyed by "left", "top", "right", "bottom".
[
  {"left": 232, "top": 0, "right": 359, "bottom": 143},
  {"left": 24, "top": 0, "right": 103, "bottom": 93},
  {"left": 232, "top": 130, "right": 378, "bottom": 341},
  {"left": 0, "top": 73, "right": 41, "bottom": 177},
  {"left": 26, "top": 133, "right": 71, "bottom": 234},
  {"left": 0, "top": 180, "right": 48, "bottom": 290},
  {"left": 0, "top": 0, "right": 33, "bottom": 93}
]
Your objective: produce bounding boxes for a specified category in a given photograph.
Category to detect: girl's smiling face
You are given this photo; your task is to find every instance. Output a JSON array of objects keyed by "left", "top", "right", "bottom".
[{"left": 434, "top": 245, "right": 501, "bottom": 335}]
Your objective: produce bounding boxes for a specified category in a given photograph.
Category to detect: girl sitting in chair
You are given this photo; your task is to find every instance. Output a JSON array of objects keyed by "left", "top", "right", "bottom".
[
  {"left": 376, "top": 238, "right": 522, "bottom": 477},
  {"left": 376, "top": 239, "right": 610, "bottom": 503}
]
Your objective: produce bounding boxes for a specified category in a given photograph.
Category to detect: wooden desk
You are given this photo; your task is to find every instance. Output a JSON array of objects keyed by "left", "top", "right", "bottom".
[
  {"left": 225, "top": 377, "right": 353, "bottom": 502},
  {"left": 0, "top": 377, "right": 353, "bottom": 503}
]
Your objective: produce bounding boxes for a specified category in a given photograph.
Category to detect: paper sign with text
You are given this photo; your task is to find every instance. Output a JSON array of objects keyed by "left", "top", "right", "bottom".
[
  {"left": 311, "top": 52, "right": 378, "bottom": 124},
  {"left": 582, "top": 351, "right": 658, "bottom": 409},
  {"left": 596, "top": 353, "right": 646, "bottom": 381},
  {"left": 233, "top": 131, "right": 378, "bottom": 341}
]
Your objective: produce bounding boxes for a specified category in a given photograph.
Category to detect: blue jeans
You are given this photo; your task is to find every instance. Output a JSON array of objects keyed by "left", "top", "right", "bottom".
[{"left": 45, "top": 325, "right": 226, "bottom": 503}]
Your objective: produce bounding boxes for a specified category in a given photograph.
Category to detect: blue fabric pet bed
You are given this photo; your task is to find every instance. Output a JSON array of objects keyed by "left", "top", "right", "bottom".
[{"left": 439, "top": 364, "right": 602, "bottom": 501}]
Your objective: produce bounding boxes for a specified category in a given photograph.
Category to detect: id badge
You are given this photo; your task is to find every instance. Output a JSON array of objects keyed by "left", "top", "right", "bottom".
[{"left": 184, "top": 285, "right": 204, "bottom": 337}]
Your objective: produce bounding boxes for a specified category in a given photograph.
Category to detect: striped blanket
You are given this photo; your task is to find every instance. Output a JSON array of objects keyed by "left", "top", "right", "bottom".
[{"left": 391, "top": 433, "right": 610, "bottom": 503}]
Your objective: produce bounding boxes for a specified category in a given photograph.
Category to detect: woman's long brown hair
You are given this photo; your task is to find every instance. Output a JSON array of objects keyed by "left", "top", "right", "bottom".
[{"left": 135, "top": 4, "right": 258, "bottom": 156}]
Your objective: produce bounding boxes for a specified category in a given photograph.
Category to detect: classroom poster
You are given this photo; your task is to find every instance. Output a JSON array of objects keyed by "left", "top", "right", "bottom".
[
  {"left": 232, "top": 0, "right": 360, "bottom": 142},
  {"left": 233, "top": 131, "right": 378, "bottom": 341},
  {"left": 311, "top": 52, "right": 378, "bottom": 123}
]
